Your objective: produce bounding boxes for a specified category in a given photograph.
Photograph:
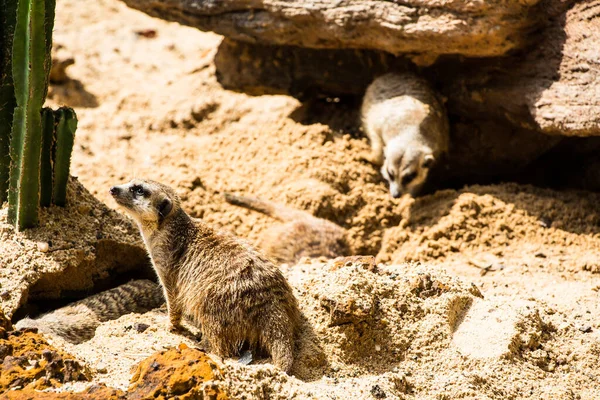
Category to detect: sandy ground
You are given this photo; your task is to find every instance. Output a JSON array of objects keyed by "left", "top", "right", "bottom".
[{"left": 20, "top": 0, "right": 600, "bottom": 398}]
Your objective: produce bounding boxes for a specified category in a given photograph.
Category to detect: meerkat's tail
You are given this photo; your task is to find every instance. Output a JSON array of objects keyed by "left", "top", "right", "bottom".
[
  {"left": 14, "top": 280, "right": 165, "bottom": 344},
  {"left": 223, "top": 193, "right": 308, "bottom": 222},
  {"left": 262, "top": 324, "right": 295, "bottom": 374}
]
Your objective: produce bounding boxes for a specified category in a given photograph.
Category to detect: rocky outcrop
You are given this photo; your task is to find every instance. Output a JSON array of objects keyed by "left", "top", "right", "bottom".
[
  {"left": 214, "top": 38, "right": 406, "bottom": 97},
  {"left": 444, "top": 0, "right": 600, "bottom": 137},
  {"left": 2, "top": 385, "right": 125, "bottom": 400},
  {"left": 121, "top": 0, "right": 600, "bottom": 143},
  {"left": 0, "top": 177, "right": 151, "bottom": 320},
  {"left": 119, "top": 0, "right": 547, "bottom": 61},
  {"left": 128, "top": 344, "right": 227, "bottom": 399},
  {"left": 0, "top": 329, "right": 90, "bottom": 392}
]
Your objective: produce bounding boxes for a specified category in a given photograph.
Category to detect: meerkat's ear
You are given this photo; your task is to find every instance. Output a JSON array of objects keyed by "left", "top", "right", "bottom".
[
  {"left": 157, "top": 197, "right": 173, "bottom": 222},
  {"left": 422, "top": 154, "right": 435, "bottom": 169}
]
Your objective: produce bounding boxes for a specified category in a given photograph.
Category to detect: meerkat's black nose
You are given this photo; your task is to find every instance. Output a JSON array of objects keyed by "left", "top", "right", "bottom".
[{"left": 109, "top": 186, "right": 120, "bottom": 196}]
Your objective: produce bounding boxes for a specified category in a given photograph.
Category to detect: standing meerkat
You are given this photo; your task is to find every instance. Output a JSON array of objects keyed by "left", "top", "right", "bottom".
[
  {"left": 223, "top": 193, "right": 350, "bottom": 265},
  {"left": 15, "top": 280, "right": 164, "bottom": 344},
  {"left": 361, "top": 72, "right": 449, "bottom": 197},
  {"left": 110, "top": 179, "right": 301, "bottom": 373}
]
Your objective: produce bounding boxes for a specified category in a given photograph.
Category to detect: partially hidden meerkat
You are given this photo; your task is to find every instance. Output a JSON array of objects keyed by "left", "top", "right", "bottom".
[
  {"left": 361, "top": 72, "right": 449, "bottom": 198},
  {"left": 110, "top": 179, "right": 301, "bottom": 373},
  {"left": 224, "top": 193, "right": 351, "bottom": 265},
  {"left": 15, "top": 280, "right": 164, "bottom": 344}
]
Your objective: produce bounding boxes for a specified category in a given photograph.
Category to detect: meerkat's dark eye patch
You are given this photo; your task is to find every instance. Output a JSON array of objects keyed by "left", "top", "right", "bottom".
[
  {"left": 387, "top": 169, "right": 395, "bottom": 180},
  {"left": 130, "top": 185, "right": 146, "bottom": 197},
  {"left": 401, "top": 171, "right": 417, "bottom": 185}
]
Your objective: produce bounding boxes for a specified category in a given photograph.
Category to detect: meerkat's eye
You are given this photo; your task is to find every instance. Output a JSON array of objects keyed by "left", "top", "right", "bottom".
[
  {"left": 130, "top": 185, "right": 145, "bottom": 197},
  {"left": 401, "top": 172, "right": 417, "bottom": 185}
]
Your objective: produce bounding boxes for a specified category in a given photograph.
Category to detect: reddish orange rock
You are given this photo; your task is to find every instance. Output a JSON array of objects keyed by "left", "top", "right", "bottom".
[
  {"left": 0, "top": 330, "right": 90, "bottom": 393},
  {"left": 128, "top": 346, "right": 228, "bottom": 400},
  {"left": 1, "top": 384, "right": 125, "bottom": 399}
]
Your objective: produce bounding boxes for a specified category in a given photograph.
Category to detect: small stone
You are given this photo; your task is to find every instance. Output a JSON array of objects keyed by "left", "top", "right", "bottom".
[
  {"left": 0, "top": 291, "right": 9, "bottom": 300},
  {"left": 370, "top": 385, "right": 386, "bottom": 399},
  {"left": 538, "top": 217, "right": 552, "bottom": 228},
  {"left": 134, "top": 322, "right": 150, "bottom": 333},
  {"left": 78, "top": 205, "right": 91, "bottom": 215},
  {"left": 37, "top": 242, "right": 49, "bottom": 253},
  {"left": 375, "top": 344, "right": 381, "bottom": 351},
  {"left": 579, "top": 325, "right": 592, "bottom": 333},
  {"left": 96, "top": 363, "right": 108, "bottom": 374},
  {"left": 237, "top": 350, "right": 253, "bottom": 365},
  {"left": 535, "top": 252, "right": 546, "bottom": 258}
]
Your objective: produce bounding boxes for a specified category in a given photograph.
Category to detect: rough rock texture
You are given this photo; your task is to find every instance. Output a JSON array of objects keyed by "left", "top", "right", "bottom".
[
  {"left": 128, "top": 344, "right": 227, "bottom": 399},
  {"left": 214, "top": 38, "right": 407, "bottom": 98},
  {"left": 2, "top": 385, "right": 125, "bottom": 400},
  {"left": 182, "top": 0, "right": 600, "bottom": 141},
  {"left": 0, "top": 329, "right": 90, "bottom": 393},
  {"left": 452, "top": 298, "right": 548, "bottom": 359},
  {"left": 0, "top": 177, "right": 151, "bottom": 319},
  {"left": 119, "top": 0, "right": 547, "bottom": 61},
  {"left": 445, "top": 0, "right": 600, "bottom": 137}
]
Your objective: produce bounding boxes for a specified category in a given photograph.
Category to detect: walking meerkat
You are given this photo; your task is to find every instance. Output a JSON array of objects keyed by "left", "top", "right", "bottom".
[
  {"left": 15, "top": 280, "right": 164, "bottom": 344},
  {"left": 224, "top": 193, "right": 350, "bottom": 265},
  {"left": 361, "top": 72, "right": 449, "bottom": 197},
  {"left": 110, "top": 179, "right": 301, "bottom": 373}
]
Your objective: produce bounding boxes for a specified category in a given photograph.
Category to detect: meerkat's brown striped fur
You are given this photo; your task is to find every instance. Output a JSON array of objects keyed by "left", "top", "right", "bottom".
[
  {"left": 110, "top": 179, "right": 301, "bottom": 373},
  {"left": 15, "top": 280, "right": 164, "bottom": 344}
]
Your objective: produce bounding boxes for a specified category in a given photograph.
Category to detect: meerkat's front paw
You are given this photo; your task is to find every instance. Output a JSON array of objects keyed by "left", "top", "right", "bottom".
[{"left": 360, "top": 152, "right": 383, "bottom": 166}]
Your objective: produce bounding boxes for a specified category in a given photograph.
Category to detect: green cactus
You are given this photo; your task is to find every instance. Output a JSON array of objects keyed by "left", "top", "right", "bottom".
[
  {"left": 40, "top": 107, "right": 54, "bottom": 207},
  {"left": 0, "top": 0, "right": 18, "bottom": 204},
  {"left": 52, "top": 107, "right": 76, "bottom": 207},
  {"left": 2, "top": 0, "right": 76, "bottom": 229},
  {"left": 8, "top": 0, "right": 51, "bottom": 229}
]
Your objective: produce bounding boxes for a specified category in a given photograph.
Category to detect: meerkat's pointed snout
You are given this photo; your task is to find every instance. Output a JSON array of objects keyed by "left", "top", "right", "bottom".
[{"left": 109, "top": 186, "right": 120, "bottom": 196}]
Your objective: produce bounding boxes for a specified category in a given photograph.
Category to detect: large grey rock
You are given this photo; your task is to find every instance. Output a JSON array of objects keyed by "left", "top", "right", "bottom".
[{"left": 120, "top": 0, "right": 547, "bottom": 61}]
